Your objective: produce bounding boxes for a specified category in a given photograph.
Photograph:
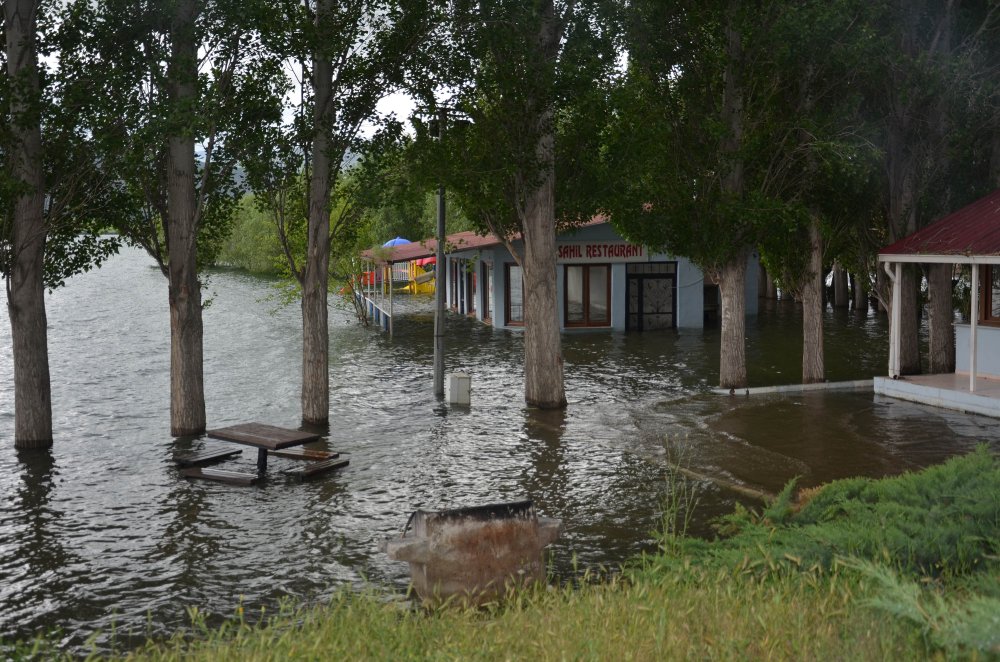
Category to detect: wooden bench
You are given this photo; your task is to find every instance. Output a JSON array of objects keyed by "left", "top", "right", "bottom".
[
  {"left": 268, "top": 448, "right": 339, "bottom": 461},
  {"left": 287, "top": 458, "right": 349, "bottom": 481},
  {"left": 174, "top": 448, "right": 242, "bottom": 468},
  {"left": 180, "top": 467, "right": 259, "bottom": 486}
]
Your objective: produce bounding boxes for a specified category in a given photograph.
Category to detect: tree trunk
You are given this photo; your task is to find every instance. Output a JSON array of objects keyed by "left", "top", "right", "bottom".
[
  {"left": 875, "top": 267, "right": 887, "bottom": 313},
  {"left": 800, "top": 220, "right": 824, "bottom": 383},
  {"left": 717, "top": 6, "right": 747, "bottom": 391},
  {"left": 764, "top": 271, "right": 776, "bottom": 299},
  {"left": 832, "top": 262, "right": 848, "bottom": 308},
  {"left": 851, "top": 272, "right": 868, "bottom": 312},
  {"left": 301, "top": 0, "right": 333, "bottom": 426},
  {"left": 757, "top": 264, "right": 771, "bottom": 299},
  {"left": 896, "top": 264, "right": 921, "bottom": 374},
  {"left": 718, "top": 253, "right": 749, "bottom": 390},
  {"left": 886, "top": 123, "right": 921, "bottom": 374},
  {"left": 5, "top": 0, "right": 52, "bottom": 448},
  {"left": 927, "top": 263, "right": 955, "bottom": 373},
  {"left": 522, "top": 111, "right": 565, "bottom": 409},
  {"left": 166, "top": 0, "right": 205, "bottom": 436},
  {"left": 518, "top": 0, "right": 565, "bottom": 409}
]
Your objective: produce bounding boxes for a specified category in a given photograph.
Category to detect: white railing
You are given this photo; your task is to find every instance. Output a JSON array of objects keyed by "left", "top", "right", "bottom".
[
  {"left": 392, "top": 262, "right": 411, "bottom": 283},
  {"left": 356, "top": 261, "right": 393, "bottom": 335}
]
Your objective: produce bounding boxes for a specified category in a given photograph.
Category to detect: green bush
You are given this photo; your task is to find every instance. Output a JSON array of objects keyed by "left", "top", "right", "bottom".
[
  {"left": 649, "top": 446, "right": 1000, "bottom": 580},
  {"left": 214, "top": 197, "right": 284, "bottom": 275}
]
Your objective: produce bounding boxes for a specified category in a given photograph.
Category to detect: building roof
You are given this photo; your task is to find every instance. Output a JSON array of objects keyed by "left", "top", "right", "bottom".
[
  {"left": 363, "top": 216, "right": 609, "bottom": 264},
  {"left": 880, "top": 189, "right": 1000, "bottom": 261},
  {"left": 361, "top": 229, "right": 503, "bottom": 263}
]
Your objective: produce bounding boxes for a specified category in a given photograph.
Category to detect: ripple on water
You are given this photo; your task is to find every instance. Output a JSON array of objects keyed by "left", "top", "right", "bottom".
[{"left": 1, "top": 247, "right": 999, "bottom": 653}]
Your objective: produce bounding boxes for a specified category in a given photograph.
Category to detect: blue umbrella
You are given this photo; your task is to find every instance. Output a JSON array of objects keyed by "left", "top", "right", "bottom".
[{"left": 383, "top": 236, "right": 411, "bottom": 247}]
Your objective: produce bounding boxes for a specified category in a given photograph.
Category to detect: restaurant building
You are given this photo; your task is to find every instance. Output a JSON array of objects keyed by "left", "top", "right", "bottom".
[{"left": 373, "top": 218, "right": 759, "bottom": 332}]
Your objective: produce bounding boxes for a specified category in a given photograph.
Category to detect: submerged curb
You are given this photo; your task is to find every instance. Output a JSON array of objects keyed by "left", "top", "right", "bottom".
[{"left": 711, "top": 379, "right": 874, "bottom": 396}]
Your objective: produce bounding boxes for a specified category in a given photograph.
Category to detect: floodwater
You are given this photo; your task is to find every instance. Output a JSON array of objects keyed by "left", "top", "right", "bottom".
[{"left": 1, "top": 247, "right": 998, "bottom": 652}]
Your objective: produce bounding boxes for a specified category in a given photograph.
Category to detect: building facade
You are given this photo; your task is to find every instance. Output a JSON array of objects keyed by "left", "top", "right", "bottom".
[{"left": 442, "top": 220, "right": 758, "bottom": 332}]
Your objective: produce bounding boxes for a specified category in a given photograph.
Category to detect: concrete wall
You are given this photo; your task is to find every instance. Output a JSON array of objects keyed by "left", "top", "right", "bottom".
[{"left": 955, "top": 324, "right": 1000, "bottom": 378}]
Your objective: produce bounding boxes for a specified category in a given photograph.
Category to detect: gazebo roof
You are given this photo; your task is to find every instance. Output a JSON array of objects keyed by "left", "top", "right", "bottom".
[{"left": 880, "top": 189, "right": 1000, "bottom": 261}]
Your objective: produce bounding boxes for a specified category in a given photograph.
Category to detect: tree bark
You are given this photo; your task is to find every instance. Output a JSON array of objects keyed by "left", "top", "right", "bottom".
[
  {"left": 927, "top": 263, "right": 955, "bottom": 373},
  {"left": 875, "top": 267, "right": 887, "bottom": 313},
  {"left": 832, "top": 262, "right": 848, "bottom": 308},
  {"left": 718, "top": 253, "right": 748, "bottom": 390},
  {"left": 5, "top": 0, "right": 52, "bottom": 448},
  {"left": 764, "top": 271, "right": 776, "bottom": 299},
  {"left": 800, "top": 219, "right": 824, "bottom": 383},
  {"left": 518, "top": 0, "right": 565, "bottom": 409},
  {"left": 716, "top": 4, "right": 748, "bottom": 390},
  {"left": 166, "top": 0, "right": 205, "bottom": 436},
  {"left": 522, "top": 129, "right": 565, "bottom": 409},
  {"left": 886, "top": 125, "right": 921, "bottom": 374},
  {"left": 896, "top": 264, "right": 921, "bottom": 374},
  {"left": 758, "top": 264, "right": 776, "bottom": 299},
  {"left": 301, "top": 0, "right": 333, "bottom": 426},
  {"left": 851, "top": 272, "right": 868, "bottom": 312}
]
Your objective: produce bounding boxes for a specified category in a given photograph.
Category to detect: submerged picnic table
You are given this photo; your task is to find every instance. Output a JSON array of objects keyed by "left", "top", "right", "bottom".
[
  {"left": 206, "top": 422, "right": 320, "bottom": 474},
  {"left": 176, "top": 422, "right": 349, "bottom": 485}
]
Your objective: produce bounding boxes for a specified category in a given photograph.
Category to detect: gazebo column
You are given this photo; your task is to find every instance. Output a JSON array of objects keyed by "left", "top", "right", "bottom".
[
  {"left": 884, "top": 261, "right": 902, "bottom": 378},
  {"left": 970, "top": 264, "right": 978, "bottom": 392}
]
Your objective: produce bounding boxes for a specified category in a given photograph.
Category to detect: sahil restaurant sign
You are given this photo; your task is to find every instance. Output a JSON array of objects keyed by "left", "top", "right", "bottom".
[{"left": 556, "top": 241, "right": 647, "bottom": 264}]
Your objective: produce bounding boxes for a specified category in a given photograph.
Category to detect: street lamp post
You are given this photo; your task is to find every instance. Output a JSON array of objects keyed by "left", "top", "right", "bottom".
[{"left": 432, "top": 109, "right": 447, "bottom": 397}]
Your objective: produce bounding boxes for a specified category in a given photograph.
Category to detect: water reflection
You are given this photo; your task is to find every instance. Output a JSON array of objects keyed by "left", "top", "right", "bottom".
[
  {"left": 1, "top": 450, "right": 81, "bottom": 642},
  {"left": 0, "top": 247, "right": 998, "bottom": 652}
]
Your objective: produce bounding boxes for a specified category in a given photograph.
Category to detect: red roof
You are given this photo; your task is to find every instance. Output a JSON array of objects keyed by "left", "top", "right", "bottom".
[
  {"left": 880, "top": 189, "right": 1000, "bottom": 257},
  {"left": 363, "top": 216, "right": 609, "bottom": 263},
  {"left": 361, "top": 230, "right": 503, "bottom": 263}
]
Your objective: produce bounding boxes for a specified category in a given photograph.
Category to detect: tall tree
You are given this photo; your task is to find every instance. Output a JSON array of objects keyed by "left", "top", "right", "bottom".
[
  {"left": 754, "top": 0, "right": 882, "bottom": 384},
  {"left": 3, "top": 0, "right": 48, "bottom": 447},
  {"left": 607, "top": 0, "right": 775, "bottom": 389},
  {"left": 64, "top": 0, "right": 282, "bottom": 435},
  {"left": 244, "top": 0, "right": 431, "bottom": 426},
  {"left": 2, "top": 0, "right": 120, "bottom": 448},
  {"left": 866, "top": 0, "right": 999, "bottom": 375},
  {"left": 427, "top": 0, "right": 617, "bottom": 408}
]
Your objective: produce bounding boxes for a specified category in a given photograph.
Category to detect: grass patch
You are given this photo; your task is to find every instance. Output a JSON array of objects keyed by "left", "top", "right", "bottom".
[{"left": 111, "top": 571, "right": 919, "bottom": 661}]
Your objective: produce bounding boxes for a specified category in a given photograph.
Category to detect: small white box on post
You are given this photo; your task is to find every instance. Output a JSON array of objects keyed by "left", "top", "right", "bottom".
[{"left": 446, "top": 372, "right": 471, "bottom": 405}]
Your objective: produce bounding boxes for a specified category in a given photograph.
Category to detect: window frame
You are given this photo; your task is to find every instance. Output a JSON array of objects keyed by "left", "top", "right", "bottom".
[
  {"left": 505, "top": 263, "right": 524, "bottom": 326},
  {"left": 980, "top": 264, "right": 1000, "bottom": 327},
  {"left": 563, "top": 264, "right": 612, "bottom": 328},
  {"left": 481, "top": 262, "right": 493, "bottom": 324}
]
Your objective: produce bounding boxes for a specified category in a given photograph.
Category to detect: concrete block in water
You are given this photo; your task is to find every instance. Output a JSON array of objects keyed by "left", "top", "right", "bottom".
[{"left": 446, "top": 372, "right": 471, "bottom": 405}]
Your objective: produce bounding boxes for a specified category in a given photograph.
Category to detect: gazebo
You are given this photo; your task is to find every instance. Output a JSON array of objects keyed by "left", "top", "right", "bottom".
[{"left": 876, "top": 188, "right": 1000, "bottom": 418}]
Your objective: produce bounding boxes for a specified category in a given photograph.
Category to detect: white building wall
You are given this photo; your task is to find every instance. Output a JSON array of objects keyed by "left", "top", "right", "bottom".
[
  {"left": 610, "top": 264, "right": 626, "bottom": 331},
  {"left": 675, "top": 257, "right": 704, "bottom": 328},
  {"left": 955, "top": 324, "right": 1000, "bottom": 378}
]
